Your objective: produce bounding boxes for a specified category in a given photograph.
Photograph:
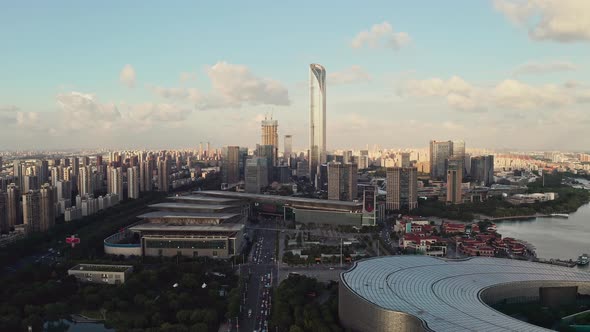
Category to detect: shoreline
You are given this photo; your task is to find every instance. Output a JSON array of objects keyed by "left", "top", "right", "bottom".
[{"left": 477, "top": 214, "right": 547, "bottom": 222}]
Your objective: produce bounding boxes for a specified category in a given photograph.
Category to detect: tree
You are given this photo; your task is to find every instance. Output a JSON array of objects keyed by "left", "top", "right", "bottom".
[{"left": 289, "top": 325, "right": 305, "bottom": 332}]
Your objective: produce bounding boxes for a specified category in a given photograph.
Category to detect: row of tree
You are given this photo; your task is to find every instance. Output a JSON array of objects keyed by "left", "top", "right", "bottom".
[
  {"left": 0, "top": 258, "right": 238, "bottom": 332},
  {"left": 270, "top": 275, "right": 345, "bottom": 332}
]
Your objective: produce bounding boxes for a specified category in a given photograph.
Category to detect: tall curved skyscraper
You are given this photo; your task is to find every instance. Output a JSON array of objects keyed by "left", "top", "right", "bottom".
[{"left": 309, "top": 63, "right": 326, "bottom": 186}]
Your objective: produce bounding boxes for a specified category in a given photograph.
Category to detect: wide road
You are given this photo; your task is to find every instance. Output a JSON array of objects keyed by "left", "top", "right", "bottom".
[{"left": 237, "top": 218, "right": 278, "bottom": 332}]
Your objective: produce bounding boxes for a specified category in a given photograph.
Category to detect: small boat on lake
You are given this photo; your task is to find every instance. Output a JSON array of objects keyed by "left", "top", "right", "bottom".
[
  {"left": 577, "top": 254, "right": 589, "bottom": 266},
  {"left": 550, "top": 213, "right": 569, "bottom": 218}
]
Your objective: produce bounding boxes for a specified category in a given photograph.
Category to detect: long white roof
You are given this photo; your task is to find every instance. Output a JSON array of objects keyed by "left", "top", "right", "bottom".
[{"left": 341, "top": 256, "right": 590, "bottom": 332}]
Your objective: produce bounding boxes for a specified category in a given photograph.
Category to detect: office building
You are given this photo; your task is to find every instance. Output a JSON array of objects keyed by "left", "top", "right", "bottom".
[
  {"left": 50, "top": 166, "right": 60, "bottom": 186},
  {"left": 222, "top": 146, "right": 240, "bottom": 185},
  {"left": 430, "top": 140, "right": 454, "bottom": 180},
  {"left": 342, "top": 150, "right": 352, "bottom": 164},
  {"left": 401, "top": 153, "right": 411, "bottom": 168},
  {"left": 140, "top": 157, "right": 154, "bottom": 192},
  {"left": 245, "top": 157, "right": 268, "bottom": 194},
  {"left": 0, "top": 192, "right": 7, "bottom": 233},
  {"left": 309, "top": 63, "right": 327, "bottom": 187},
  {"left": 261, "top": 116, "right": 278, "bottom": 165},
  {"left": 6, "top": 184, "right": 20, "bottom": 228},
  {"left": 296, "top": 161, "right": 309, "bottom": 179},
  {"left": 38, "top": 160, "right": 49, "bottom": 185},
  {"left": 284, "top": 135, "right": 292, "bottom": 158},
  {"left": 256, "top": 145, "right": 275, "bottom": 183},
  {"left": 13, "top": 160, "right": 22, "bottom": 190},
  {"left": 56, "top": 180, "right": 71, "bottom": 202},
  {"left": 71, "top": 157, "right": 80, "bottom": 177},
  {"left": 157, "top": 158, "right": 170, "bottom": 193},
  {"left": 22, "top": 185, "right": 55, "bottom": 233},
  {"left": 127, "top": 166, "right": 139, "bottom": 199},
  {"left": 68, "top": 264, "right": 133, "bottom": 285},
  {"left": 357, "top": 150, "right": 368, "bottom": 170},
  {"left": 108, "top": 167, "right": 124, "bottom": 201},
  {"left": 40, "top": 184, "right": 56, "bottom": 231},
  {"left": 23, "top": 190, "right": 41, "bottom": 232},
  {"left": 471, "top": 155, "right": 494, "bottom": 186},
  {"left": 238, "top": 147, "right": 249, "bottom": 181},
  {"left": 327, "top": 162, "right": 358, "bottom": 201},
  {"left": 79, "top": 166, "right": 93, "bottom": 196},
  {"left": 452, "top": 140, "right": 465, "bottom": 157},
  {"left": 23, "top": 174, "right": 39, "bottom": 192},
  {"left": 446, "top": 157, "right": 463, "bottom": 204},
  {"left": 386, "top": 167, "right": 418, "bottom": 211}
]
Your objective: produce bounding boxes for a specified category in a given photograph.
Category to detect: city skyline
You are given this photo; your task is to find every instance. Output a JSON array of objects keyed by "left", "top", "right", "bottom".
[{"left": 2, "top": 1, "right": 590, "bottom": 151}]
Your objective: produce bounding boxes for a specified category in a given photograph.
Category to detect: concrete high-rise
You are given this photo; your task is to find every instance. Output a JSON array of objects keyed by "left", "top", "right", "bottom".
[
  {"left": 284, "top": 135, "right": 293, "bottom": 158},
  {"left": 56, "top": 180, "right": 71, "bottom": 202},
  {"left": 430, "top": 140, "right": 454, "bottom": 180},
  {"left": 71, "top": 157, "right": 80, "bottom": 177},
  {"left": 343, "top": 151, "right": 353, "bottom": 164},
  {"left": 108, "top": 167, "right": 124, "bottom": 200},
  {"left": 24, "top": 174, "right": 39, "bottom": 192},
  {"left": 50, "top": 166, "right": 60, "bottom": 186},
  {"left": 79, "top": 166, "right": 93, "bottom": 196},
  {"left": 401, "top": 153, "right": 411, "bottom": 168},
  {"left": 261, "top": 116, "right": 279, "bottom": 165},
  {"left": 38, "top": 160, "right": 49, "bottom": 185},
  {"left": 127, "top": 166, "right": 140, "bottom": 199},
  {"left": 359, "top": 150, "right": 369, "bottom": 169},
  {"left": 23, "top": 190, "right": 41, "bottom": 233},
  {"left": 6, "top": 183, "right": 20, "bottom": 228},
  {"left": 222, "top": 146, "right": 240, "bottom": 185},
  {"left": 140, "top": 156, "right": 154, "bottom": 192},
  {"left": 0, "top": 192, "right": 7, "bottom": 233},
  {"left": 386, "top": 167, "right": 418, "bottom": 211},
  {"left": 256, "top": 145, "right": 275, "bottom": 183},
  {"left": 40, "top": 184, "right": 56, "bottom": 232},
  {"left": 471, "top": 155, "right": 494, "bottom": 186},
  {"left": 452, "top": 140, "right": 465, "bottom": 158},
  {"left": 23, "top": 184, "right": 55, "bottom": 233},
  {"left": 13, "top": 160, "right": 23, "bottom": 191},
  {"left": 245, "top": 157, "right": 269, "bottom": 194},
  {"left": 157, "top": 157, "right": 170, "bottom": 193},
  {"left": 309, "top": 63, "right": 326, "bottom": 187},
  {"left": 446, "top": 157, "right": 463, "bottom": 204},
  {"left": 327, "top": 162, "right": 358, "bottom": 201}
]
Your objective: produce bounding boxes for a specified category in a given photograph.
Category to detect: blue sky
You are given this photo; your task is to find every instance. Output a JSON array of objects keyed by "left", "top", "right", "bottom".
[{"left": 1, "top": 0, "right": 590, "bottom": 151}]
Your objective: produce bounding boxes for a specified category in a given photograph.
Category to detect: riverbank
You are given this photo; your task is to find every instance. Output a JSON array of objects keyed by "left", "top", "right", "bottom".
[
  {"left": 496, "top": 202, "right": 590, "bottom": 261},
  {"left": 478, "top": 214, "right": 545, "bottom": 221}
]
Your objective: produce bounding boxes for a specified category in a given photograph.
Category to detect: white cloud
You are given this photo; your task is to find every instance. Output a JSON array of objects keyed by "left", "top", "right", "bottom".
[
  {"left": 16, "top": 112, "right": 42, "bottom": 129},
  {"left": 494, "top": 0, "right": 590, "bottom": 42},
  {"left": 351, "top": 21, "right": 411, "bottom": 50},
  {"left": 0, "top": 105, "right": 45, "bottom": 130},
  {"left": 328, "top": 66, "right": 371, "bottom": 85},
  {"left": 57, "top": 92, "right": 121, "bottom": 131},
  {"left": 179, "top": 72, "right": 197, "bottom": 83},
  {"left": 149, "top": 85, "right": 201, "bottom": 102},
  {"left": 400, "top": 76, "right": 486, "bottom": 111},
  {"left": 513, "top": 60, "right": 577, "bottom": 75},
  {"left": 492, "top": 79, "right": 571, "bottom": 109},
  {"left": 125, "top": 103, "right": 192, "bottom": 123},
  {"left": 197, "top": 61, "right": 290, "bottom": 109},
  {"left": 0, "top": 105, "right": 20, "bottom": 112},
  {"left": 147, "top": 62, "right": 290, "bottom": 110},
  {"left": 119, "top": 64, "right": 136, "bottom": 88},
  {"left": 400, "top": 76, "right": 590, "bottom": 111}
]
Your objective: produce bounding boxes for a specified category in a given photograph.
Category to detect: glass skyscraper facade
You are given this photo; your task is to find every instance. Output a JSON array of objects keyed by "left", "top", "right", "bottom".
[{"left": 309, "top": 63, "right": 326, "bottom": 187}]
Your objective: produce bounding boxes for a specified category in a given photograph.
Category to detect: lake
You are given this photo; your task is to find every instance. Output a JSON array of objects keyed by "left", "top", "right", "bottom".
[{"left": 496, "top": 201, "right": 590, "bottom": 261}]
